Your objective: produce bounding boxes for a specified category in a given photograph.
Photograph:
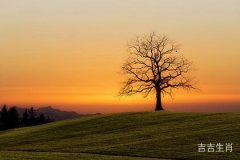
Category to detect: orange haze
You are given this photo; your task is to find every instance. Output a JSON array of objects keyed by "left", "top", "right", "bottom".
[{"left": 0, "top": 0, "right": 240, "bottom": 113}]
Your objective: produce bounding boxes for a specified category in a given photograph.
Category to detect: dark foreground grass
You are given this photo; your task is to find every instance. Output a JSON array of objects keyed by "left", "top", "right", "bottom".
[
  {"left": 0, "top": 151, "right": 158, "bottom": 160},
  {"left": 0, "top": 112, "right": 239, "bottom": 160}
]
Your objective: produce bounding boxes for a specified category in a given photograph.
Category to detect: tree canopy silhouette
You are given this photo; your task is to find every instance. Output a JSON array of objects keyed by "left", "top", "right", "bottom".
[
  {"left": 7, "top": 107, "right": 19, "bottom": 128},
  {"left": 120, "top": 32, "right": 195, "bottom": 111},
  {"left": 0, "top": 105, "right": 8, "bottom": 129},
  {"left": 0, "top": 105, "right": 51, "bottom": 131}
]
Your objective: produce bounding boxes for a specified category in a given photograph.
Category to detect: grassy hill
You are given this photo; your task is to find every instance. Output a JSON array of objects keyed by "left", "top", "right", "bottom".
[{"left": 0, "top": 112, "right": 239, "bottom": 160}]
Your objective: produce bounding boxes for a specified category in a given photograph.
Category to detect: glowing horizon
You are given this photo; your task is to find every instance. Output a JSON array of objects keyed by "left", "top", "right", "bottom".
[{"left": 0, "top": 0, "right": 240, "bottom": 113}]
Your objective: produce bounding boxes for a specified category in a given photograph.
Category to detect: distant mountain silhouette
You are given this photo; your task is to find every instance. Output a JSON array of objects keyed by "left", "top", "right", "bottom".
[{"left": 16, "top": 106, "right": 81, "bottom": 121}]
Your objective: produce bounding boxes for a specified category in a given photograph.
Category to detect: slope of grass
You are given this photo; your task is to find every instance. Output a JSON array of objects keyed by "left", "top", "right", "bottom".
[
  {"left": 0, "top": 151, "right": 158, "bottom": 160},
  {"left": 0, "top": 112, "right": 239, "bottom": 160}
]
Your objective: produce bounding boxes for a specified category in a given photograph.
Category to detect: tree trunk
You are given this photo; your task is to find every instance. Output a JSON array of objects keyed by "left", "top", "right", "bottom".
[{"left": 155, "top": 89, "right": 163, "bottom": 111}]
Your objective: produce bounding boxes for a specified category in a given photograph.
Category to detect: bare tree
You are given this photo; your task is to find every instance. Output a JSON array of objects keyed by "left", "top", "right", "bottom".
[{"left": 120, "top": 32, "right": 195, "bottom": 111}]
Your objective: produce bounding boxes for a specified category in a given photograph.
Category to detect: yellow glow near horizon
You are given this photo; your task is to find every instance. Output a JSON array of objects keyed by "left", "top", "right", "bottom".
[{"left": 0, "top": 0, "right": 240, "bottom": 113}]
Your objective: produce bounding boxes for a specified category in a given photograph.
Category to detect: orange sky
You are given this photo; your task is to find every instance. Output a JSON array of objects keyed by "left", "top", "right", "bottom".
[{"left": 0, "top": 0, "right": 240, "bottom": 113}]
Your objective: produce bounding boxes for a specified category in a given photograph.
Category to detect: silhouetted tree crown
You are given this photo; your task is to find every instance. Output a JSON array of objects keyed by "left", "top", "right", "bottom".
[
  {"left": 7, "top": 107, "right": 19, "bottom": 128},
  {"left": 21, "top": 109, "right": 30, "bottom": 126},
  {"left": 120, "top": 32, "right": 195, "bottom": 111},
  {"left": 29, "top": 107, "right": 37, "bottom": 125},
  {"left": 0, "top": 105, "right": 51, "bottom": 131},
  {"left": 0, "top": 105, "right": 8, "bottom": 129},
  {"left": 38, "top": 114, "right": 46, "bottom": 124}
]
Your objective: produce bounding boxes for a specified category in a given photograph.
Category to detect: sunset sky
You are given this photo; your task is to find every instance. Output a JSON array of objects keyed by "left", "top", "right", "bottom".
[{"left": 0, "top": 0, "right": 240, "bottom": 113}]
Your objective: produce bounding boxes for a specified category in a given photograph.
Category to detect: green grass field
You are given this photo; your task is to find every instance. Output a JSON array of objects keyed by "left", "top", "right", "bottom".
[{"left": 0, "top": 112, "right": 239, "bottom": 160}]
